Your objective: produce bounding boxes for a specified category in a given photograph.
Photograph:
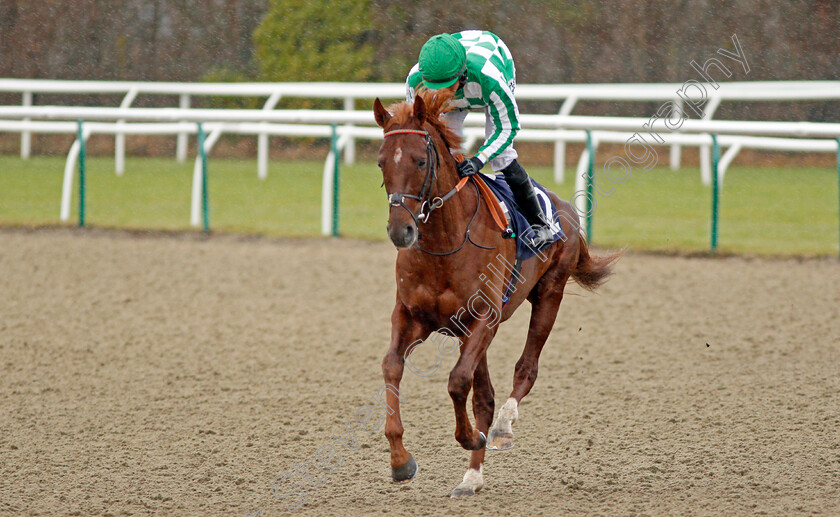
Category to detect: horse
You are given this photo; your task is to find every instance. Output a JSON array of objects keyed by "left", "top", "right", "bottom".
[{"left": 373, "top": 89, "right": 620, "bottom": 498}]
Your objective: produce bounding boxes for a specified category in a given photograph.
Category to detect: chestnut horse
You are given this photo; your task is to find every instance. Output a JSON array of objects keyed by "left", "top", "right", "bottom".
[{"left": 374, "top": 90, "right": 619, "bottom": 498}]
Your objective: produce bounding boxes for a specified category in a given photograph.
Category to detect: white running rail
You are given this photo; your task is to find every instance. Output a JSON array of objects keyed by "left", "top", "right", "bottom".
[
  {"left": 2, "top": 80, "right": 839, "bottom": 233},
  {"left": 2, "top": 78, "right": 839, "bottom": 181}
]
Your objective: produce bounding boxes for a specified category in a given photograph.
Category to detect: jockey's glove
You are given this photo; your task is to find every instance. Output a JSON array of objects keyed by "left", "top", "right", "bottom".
[{"left": 457, "top": 156, "right": 484, "bottom": 178}]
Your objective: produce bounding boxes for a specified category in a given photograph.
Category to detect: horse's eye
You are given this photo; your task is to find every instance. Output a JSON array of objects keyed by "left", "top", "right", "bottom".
[
  {"left": 377, "top": 161, "right": 384, "bottom": 169},
  {"left": 417, "top": 159, "right": 427, "bottom": 169}
]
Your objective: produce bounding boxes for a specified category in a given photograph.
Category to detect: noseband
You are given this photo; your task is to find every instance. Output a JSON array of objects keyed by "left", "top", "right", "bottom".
[{"left": 382, "top": 128, "right": 493, "bottom": 256}]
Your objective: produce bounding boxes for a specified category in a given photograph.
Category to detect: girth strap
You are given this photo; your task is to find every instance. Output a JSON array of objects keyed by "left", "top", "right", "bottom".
[{"left": 501, "top": 256, "right": 523, "bottom": 306}]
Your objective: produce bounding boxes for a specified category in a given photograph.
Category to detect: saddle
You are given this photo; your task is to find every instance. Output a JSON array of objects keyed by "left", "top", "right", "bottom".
[{"left": 470, "top": 172, "right": 565, "bottom": 261}]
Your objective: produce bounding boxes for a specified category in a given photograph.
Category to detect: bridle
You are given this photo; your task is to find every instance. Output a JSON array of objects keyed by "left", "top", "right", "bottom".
[
  {"left": 383, "top": 129, "right": 444, "bottom": 227},
  {"left": 383, "top": 128, "right": 494, "bottom": 256}
]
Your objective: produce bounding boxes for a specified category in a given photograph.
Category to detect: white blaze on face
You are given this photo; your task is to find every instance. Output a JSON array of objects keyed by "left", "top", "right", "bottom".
[{"left": 394, "top": 148, "right": 403, "bottom": 166}]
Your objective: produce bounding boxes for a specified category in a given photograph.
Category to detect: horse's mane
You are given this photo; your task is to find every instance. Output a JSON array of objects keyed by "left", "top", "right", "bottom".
[{"left": 386, "top": 88, "right": 463, "bottom": 151}]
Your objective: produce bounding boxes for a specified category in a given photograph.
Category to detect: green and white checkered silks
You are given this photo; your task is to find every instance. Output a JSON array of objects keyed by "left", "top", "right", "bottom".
[{"left": 406, "top": 30, "right": 521, "bottom": 171}]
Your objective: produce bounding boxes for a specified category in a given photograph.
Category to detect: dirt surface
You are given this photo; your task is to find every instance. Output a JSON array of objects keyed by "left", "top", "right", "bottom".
[{"left": 1, "top": 227, "right": 839, "bottom": 516}]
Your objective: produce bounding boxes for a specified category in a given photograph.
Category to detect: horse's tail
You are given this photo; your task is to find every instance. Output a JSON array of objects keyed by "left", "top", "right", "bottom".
[{"left": 571, "top": 232, "right": 622, "bottom": 291}]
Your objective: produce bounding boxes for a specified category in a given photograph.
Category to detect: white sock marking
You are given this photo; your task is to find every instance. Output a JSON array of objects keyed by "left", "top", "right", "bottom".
[
  {"left": 456, "top": 465, "right": 484, "bottom": 492},
  {"left": 499, "top": 397, "right": 519, "bottom": 423}
]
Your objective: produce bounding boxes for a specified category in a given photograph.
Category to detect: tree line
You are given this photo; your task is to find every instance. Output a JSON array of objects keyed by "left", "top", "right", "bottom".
[{"left": 1, "top": 0, "right": 837, "bottom": 121}]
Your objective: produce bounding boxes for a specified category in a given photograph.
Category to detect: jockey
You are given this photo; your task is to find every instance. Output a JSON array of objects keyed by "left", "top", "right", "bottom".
[{"left": 406, "top": 30, "right": 554, "bottom": 249}]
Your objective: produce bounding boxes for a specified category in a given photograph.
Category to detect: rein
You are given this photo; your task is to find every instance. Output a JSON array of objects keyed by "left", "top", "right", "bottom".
[{"left": 383, "top": 128, "right": 493, "bottom": 256}]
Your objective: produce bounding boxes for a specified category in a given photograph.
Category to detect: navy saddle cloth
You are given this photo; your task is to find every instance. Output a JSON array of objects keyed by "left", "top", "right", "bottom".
[{"left": 480, "top": 173, "right": 566, "bottom": 261}]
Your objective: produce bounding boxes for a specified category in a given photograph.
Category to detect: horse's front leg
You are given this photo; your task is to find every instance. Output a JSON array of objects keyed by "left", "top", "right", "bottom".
[
  {"left": 448, "top": 324, "right": 496, "bottom": 451},
  {"left": 382, "top": 301, "right": 431, "bottom": 483}
]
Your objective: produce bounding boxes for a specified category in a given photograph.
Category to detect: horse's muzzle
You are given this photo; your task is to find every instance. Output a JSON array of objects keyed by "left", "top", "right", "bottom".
[{"left": 387, "top": 222, "right": 418, "bottom": 248}]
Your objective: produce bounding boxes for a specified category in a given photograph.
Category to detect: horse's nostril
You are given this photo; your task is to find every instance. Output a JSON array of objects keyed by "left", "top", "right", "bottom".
[{"left": 387, "top": 221, "right": 417, "bottom": 248}]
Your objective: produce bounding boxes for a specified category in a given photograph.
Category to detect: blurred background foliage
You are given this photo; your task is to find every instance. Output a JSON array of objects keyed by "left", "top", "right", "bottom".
[
  {"left": 0, "top": 0, "right": 837, "bottom": 118},
  {"left": 254, "top": 0, "right": 374, "bottom": 83}
]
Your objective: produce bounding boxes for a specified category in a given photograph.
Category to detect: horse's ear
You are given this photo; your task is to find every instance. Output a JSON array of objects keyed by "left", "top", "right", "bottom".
[
  {"left": 413, "top": 95, "right": 426, "bottom": 126},
  {"left": 373, "top": 98, "right": 391, "bottom": 128}
]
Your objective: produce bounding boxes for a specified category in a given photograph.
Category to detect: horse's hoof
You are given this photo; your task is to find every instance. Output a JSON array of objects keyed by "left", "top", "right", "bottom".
[
  {"left": 450, "top": 467, "right": 484, "bottom": 498},
  {"left": 391, "top": 455, "right": 418, "bottom": 483},
  {"left": 486, "top": 428, "right": 514, "bottom": 451},
  {"left": 450, "top": 486, "right": 476, "bottom": 498}
]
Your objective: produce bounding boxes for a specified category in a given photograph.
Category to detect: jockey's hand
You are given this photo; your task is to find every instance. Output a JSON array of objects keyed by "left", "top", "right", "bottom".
[{"left": 457, "top": 156, "right": 484, "bottom": 178}]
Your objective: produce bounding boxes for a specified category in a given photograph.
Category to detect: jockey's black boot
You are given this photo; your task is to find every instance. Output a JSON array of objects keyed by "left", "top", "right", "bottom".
[{"left": 501, "top": 160, "right": 554, "bottom": 249}]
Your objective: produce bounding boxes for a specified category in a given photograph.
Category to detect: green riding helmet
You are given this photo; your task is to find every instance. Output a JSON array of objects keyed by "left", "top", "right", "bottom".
[{"left": 418, "top": 33, "right": 467, "bottom": 89}]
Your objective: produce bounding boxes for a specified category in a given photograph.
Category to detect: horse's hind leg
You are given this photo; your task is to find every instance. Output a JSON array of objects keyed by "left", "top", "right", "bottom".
[
  {"left": 451, "top": 354, "right": 494, "bottom": 498},
  {"left": 487, "top": 273, "right": 570, "bottom": 451},
  {"left": 383, "top": 302, "right": 432, "bottom": 482}
]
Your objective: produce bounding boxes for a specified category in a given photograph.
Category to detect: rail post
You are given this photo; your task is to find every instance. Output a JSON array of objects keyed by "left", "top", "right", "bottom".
[
  {"left": 258, "top": 91, "right": 283, "bottom": 179},
  {"left": 176, "top": 94, "right": 190, "bottom": 162},
  {"left": 77, "top": 120, "right": 86, "bottom": 227},
  {"left": 115, "top": 87, "right": 138, "bottom": 176},
  {"left": 710, "top": 134, "right": 721, "bottom": 252},
  {"left": 21, "top": 91, "right": 32, "bottom": 159},
  {"left": 331, "top": 124, "right": 340, "bottom": 237},
  {"left": 670, "top": 96, "right": 683, "bottom": 170},
  {"left": 553, "top": 96, "right": 577, "bottom": 183},
  {"left": 836, "top": 138, "right": 840, "bottom": 258},
  {"left": 198, "top": 122, "right": 209, "bottom": 233},
  {"left": 343, "top": 97, "right": 355, "bottom": 165},
  {"left": 584, "top": 129, "right": 595, "bottom": 240},
  {"left": 700, "top": 96, "right": 722, "bottom": 185}
]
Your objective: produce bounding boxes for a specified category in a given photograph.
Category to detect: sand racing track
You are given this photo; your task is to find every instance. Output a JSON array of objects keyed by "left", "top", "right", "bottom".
[{"left": 1, "top": 228, "right": 838, "bottom": 516}]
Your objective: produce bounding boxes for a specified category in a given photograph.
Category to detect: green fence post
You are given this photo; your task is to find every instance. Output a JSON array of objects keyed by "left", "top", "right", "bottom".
[
  {"left": 198, "top": 122, "right": 209, "bottom": 233},
  {"left": 710, "top": 134, "right": 720, "bottom": 252},
  {"left": 331, "top": 124, "right": 340, "bottom": 237},
  {"left": 584, "top": 129, "right": 595, "bottom": 241},
  {"left": 77, "top": 120, "right": 85, "bottom": 227}
]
